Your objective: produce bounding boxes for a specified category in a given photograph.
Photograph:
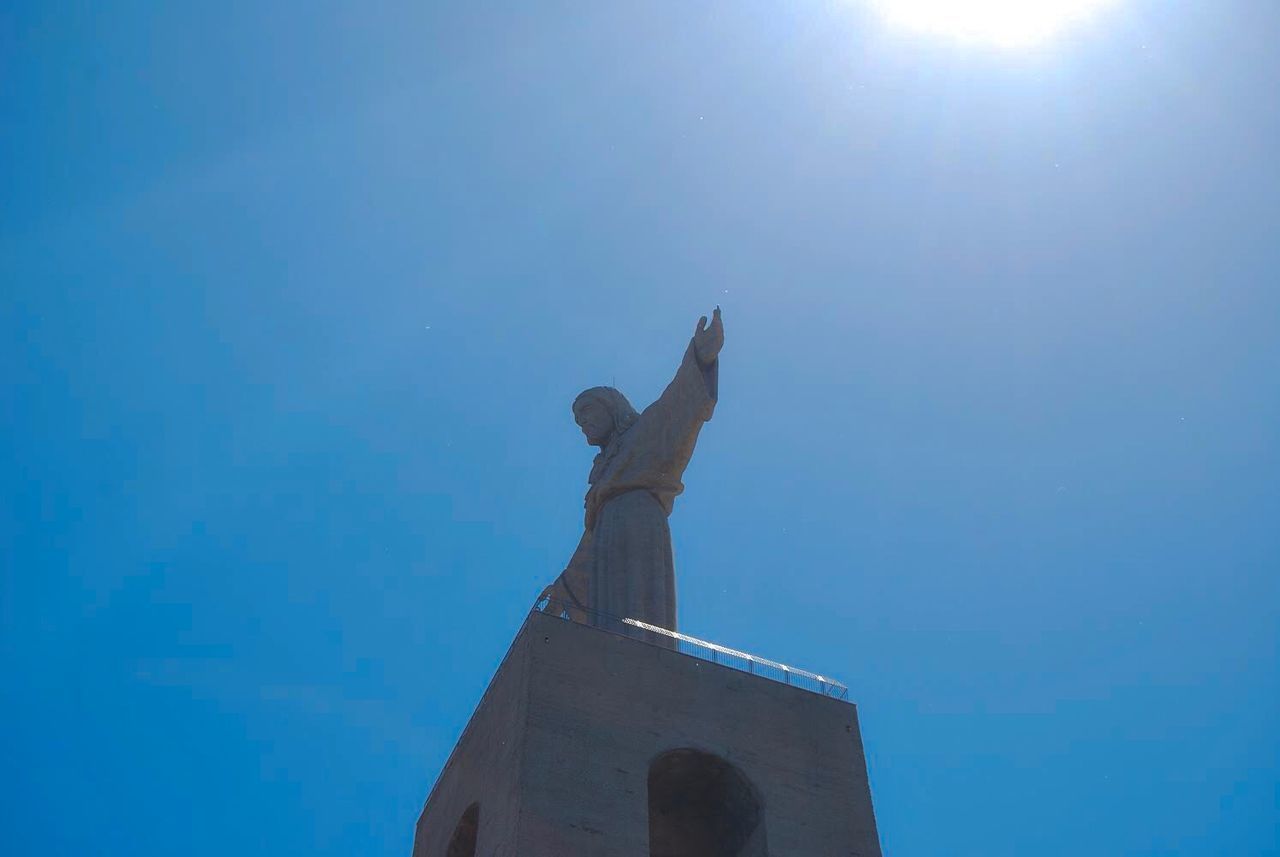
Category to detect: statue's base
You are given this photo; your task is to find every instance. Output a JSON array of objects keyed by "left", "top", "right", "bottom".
[{"left": 411, "top": 610, "right": 882, "bottom": 857}]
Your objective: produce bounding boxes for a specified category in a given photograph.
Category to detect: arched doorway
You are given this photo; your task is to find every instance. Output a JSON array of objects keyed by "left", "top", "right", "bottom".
[
  {"left": 445, "top": 803, "right": 479, "bottom": 857},
  {"left": 648, "top": 749, "right": 767, "bottom": 857}
]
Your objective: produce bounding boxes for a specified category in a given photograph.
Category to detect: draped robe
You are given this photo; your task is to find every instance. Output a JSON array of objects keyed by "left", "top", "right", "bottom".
[{"left": 550, "top": 339, "right": 718, "bottom": 632}]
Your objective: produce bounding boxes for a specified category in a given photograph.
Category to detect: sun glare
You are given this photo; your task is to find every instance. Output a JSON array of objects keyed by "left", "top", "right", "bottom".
[{"left": 869, "top": 0, "right": 1118, "bottom": 47}]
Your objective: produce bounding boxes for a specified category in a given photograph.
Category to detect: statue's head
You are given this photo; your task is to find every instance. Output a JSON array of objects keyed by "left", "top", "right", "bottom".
[{"left": 572, "top": 386, "right": 638, "bottom": 448}]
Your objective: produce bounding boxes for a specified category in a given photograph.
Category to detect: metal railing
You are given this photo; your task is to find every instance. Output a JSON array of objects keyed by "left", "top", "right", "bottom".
[{"left": 532, "top": 596, "right": 849, "bottom": 701}]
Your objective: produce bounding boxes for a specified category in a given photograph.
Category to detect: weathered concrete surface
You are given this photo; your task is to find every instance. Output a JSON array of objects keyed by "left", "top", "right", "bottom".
[{"left": 413, "top": 610, "right": 882, "bottom": 857}]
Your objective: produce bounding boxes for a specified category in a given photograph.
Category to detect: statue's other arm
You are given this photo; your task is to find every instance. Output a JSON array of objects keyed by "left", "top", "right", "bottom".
[{"left": 539, "top": 530, "right": 592, "bottom": 621}]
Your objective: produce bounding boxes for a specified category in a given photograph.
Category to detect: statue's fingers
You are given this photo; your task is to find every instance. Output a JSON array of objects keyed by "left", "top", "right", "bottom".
[{"left": 696, "top": 315, "right": 708, "bottom": 333}]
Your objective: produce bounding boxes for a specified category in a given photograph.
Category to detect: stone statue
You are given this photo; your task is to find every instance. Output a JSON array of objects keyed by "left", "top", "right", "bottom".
[{"left": 539, "top": 308, "right": 724, "bottom": 632}]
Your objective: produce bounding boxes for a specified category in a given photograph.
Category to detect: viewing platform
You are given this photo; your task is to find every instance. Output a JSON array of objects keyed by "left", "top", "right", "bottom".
[{"left": 533, "top": 595, "right": 850, "bottom": 700}]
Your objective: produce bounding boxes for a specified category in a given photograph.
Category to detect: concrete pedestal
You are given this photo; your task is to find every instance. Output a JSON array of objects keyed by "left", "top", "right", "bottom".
[{"left": 412, "top": 610, "right": 881, "bottom": 857}]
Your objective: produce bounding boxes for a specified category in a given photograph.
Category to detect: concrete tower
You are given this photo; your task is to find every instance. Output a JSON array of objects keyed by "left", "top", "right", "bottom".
[{"left": 411, "top": 608, "right": 882, "bottom": 857}]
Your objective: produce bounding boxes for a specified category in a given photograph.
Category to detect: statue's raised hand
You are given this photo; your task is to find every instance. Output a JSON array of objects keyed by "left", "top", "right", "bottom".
[{"left": 693, "top": 306, "right": 724, "bottom": 365}]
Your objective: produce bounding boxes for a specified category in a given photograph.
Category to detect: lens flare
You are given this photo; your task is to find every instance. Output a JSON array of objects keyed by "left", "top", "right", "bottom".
[{"left": 869, "top": 0, "right": 1119, "bottom": 47}]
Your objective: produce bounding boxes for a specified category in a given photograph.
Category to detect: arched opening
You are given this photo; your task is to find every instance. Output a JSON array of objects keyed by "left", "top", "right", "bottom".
[
  {"left": 648, "top": 749, "right": 767, "bottom": 857},
  {"left": 445, "top": 803, "right": 479, "bottom": 857}
]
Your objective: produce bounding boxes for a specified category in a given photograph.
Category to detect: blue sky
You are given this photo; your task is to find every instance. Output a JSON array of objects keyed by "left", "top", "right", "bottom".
[{"left": 3, "top": 2, "right": 1277, "bottom": 854}]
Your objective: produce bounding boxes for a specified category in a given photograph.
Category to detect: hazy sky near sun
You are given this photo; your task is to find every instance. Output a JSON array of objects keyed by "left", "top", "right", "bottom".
[{"left": 3, "top": 2, "right": 1278, "bottom": 855}]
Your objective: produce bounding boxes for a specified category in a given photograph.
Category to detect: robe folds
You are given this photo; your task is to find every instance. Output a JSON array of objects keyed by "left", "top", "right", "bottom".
[{"left": 554, "top": 339, "right": 717, "bottom": 632}]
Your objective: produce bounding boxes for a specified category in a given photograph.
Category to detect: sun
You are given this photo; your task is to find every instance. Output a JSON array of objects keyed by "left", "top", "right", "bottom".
[{"left": 868, "top": 0, "right": 1119, "bottom": 47}]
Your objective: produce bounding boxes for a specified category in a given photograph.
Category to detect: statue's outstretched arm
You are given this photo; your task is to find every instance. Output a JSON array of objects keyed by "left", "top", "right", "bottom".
[{"left": 634, "top": 308, "right": 722, "bottom": 463}]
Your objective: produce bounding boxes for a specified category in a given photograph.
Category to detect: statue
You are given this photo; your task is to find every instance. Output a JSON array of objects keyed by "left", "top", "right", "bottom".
[{"left": 539, "top": 308, "right": 724, "bottom": 633}]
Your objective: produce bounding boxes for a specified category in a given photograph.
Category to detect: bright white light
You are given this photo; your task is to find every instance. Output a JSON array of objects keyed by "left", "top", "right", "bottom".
[{"left": 869, "top": 0, "right": 1118, "bottom": 47}]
